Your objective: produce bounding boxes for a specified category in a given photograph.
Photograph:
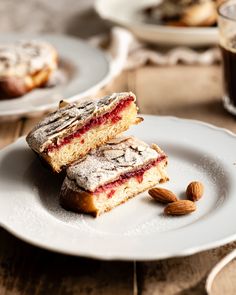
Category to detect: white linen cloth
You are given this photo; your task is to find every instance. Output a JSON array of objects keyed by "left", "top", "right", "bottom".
[{"left": 89, "top": 27, "right": 221, "bottom": 78}]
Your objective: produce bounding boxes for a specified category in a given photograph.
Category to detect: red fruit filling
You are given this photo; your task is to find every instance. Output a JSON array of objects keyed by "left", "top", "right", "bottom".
[
  {"left": 46, "top": 97, "right": 134, "bottom": 153},
  {"left": 93, "top": 155, "right": 166, "bottom": 196},
  {"left": 107, "top": 189, "right": 116, "bottom": 199}
]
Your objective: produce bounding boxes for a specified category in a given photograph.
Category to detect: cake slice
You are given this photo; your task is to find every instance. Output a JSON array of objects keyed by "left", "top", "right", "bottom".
[
  {"left": 0, "top": 40, "right": 58, "bottom": 98},
  {"left": 143, "top": 0, "right": 217, "bottom": 27},
  {"left": 26, "top": 92, "right": 140, "bottom": 172},
  {"left": 60, "top": 136, "right": 169, "bottom": 217}
]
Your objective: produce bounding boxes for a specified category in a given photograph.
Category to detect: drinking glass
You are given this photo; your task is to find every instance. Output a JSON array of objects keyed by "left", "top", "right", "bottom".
[{"left": 218, "top": 0, "right": 236, "bottom": 115}]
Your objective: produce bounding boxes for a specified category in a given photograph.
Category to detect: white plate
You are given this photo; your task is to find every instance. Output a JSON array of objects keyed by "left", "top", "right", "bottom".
[
  {"left": 95, "top": 0, "right": 219, "bottom": 46},
  {"left": 0, "top": 34, "right": 111, "bottom": 119},
  {"left": 0, "top": 115, "right": 235, "bottom": 260}
]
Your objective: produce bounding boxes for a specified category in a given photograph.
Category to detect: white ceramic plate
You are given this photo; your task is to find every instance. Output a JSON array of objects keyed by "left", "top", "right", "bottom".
[
  {"left": 0, "top": 34, "right": 111, "bottom": 119},
  {"left": 95, "top": 0, "right": 219, "bottom": 46},
  {"left": 0, "top": 115, "right": 235, "bottom": 260}
]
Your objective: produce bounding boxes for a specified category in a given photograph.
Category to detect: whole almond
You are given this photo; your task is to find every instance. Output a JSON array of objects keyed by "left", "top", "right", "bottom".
[
  {"left": 148, "top": 188, "right": 178, "bottom": 204},
  {"left": 186, "top": 181, "right": 204, "bottom": 201},
  {"left": 59, "top": 100, "right": 69, "bottom": 109},
  {"left": 164, "top": 200, "right": 196, "bottom": 216}
]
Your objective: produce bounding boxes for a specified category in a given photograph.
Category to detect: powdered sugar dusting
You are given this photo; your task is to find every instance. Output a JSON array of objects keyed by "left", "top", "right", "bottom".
[
  {"left": 28, "top": 142, "right": 229, "bottom": 238},
  {"left": 0, "top": 40, "right": 57, "bottom": 77},
  {"left": 66, "top": 136, "right": 163, "bottom": 191},
  {"left": 26, "top": 92, "right": 135, "bottom": 153},
  {"left": 70, "top": 152, "right": 229, "bottom": 237}
]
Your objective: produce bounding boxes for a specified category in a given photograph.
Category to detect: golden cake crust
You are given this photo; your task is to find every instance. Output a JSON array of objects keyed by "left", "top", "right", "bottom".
[
  {"left": 0, "top": 40, "right": 58, "bottom": 98},
  {"left": 26, "top": 92, "right": 139, "bottom": 172},
  {"left": 60, "top": 137, "right": 169, "bottom": 216},
  {"left": 60, "top": 159, "right": 169, "bottom": 217}
]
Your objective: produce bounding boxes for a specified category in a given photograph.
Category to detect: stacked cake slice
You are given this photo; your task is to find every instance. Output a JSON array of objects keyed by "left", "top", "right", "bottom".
[
  {"left": 27, "top": 92, "right": 169, "bottom": 216},
  {"left": 26, "top": 92, "right": 140, "bottom": 172},
  {"left": 60, "top": 136, "right": 168, "bottom": 216}
]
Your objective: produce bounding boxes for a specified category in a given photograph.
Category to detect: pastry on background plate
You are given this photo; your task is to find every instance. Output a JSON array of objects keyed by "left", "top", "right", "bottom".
[
  {"left": 60, "top": 136, "right": 168, "bottom": 217},
  {"left": 26, "top": 92, "right": 141, "bottom": 172},
  {"left": 144, "top": 0, "right": 220, "bottom": 27},
  {"left": 0, "top": 40, "right": 58, "bottom": 98}
]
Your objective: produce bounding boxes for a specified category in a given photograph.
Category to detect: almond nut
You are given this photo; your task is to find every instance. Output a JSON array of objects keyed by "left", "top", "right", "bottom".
[
  {"left": 148, "top": 188, "right": 178, "bottom": 204},
  {"left": 186, "top": 181, "right": 204, "bottom": 201},
  {"left": 164, "top": 200, "right": 196, "bottom": 216},
  {"left": 103, "top": 149, "right": 125, "bottom": 160},
  {"left": 59, "top": 100, "right": 70, "bottom": 109}
]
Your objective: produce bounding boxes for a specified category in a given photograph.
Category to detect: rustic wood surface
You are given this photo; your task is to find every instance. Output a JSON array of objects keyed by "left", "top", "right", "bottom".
[{"left": 0, "top": 64, "right": 236, "bottom": 295}]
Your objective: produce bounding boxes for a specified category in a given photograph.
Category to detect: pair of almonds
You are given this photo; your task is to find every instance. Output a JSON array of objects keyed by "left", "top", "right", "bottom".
[{"left": 148, "top": 181, "right": 204, "bottom": 216}]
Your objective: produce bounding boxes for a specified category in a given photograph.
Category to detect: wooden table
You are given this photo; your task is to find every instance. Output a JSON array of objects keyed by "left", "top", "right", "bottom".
[{"left": 1, "top": 64, "right": 236, "bottom": 295}]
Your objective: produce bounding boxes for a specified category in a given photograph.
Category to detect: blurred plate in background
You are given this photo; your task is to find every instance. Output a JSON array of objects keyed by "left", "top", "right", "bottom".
[
  {"left": 0, "top": 34, "right": 111, "bottom": 119},
  {"left": 95, "top": 0, "right": 219, "bottom": 47}
]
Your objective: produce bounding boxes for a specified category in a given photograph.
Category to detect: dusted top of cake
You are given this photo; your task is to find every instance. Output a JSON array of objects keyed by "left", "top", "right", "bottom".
[
  {"left": 158, "top": 0, "right": 212, "bottom": 18},
  {"left": 0, "top": 40, "right": 57, "bottom": 78},
  {"left": 144, "top": 0, "right": 218, "bottom": 27},
  {"left": 66, "top": 136, "right": 164, "bottom": 192},
  {"left": 26, "top": 92, "right": 136, "bottom": 153}
]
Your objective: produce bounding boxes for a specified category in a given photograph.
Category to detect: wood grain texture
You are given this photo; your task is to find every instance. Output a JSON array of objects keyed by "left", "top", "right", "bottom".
[
  {"left": 0, "top": 120, "right": 22, "bottom": 149},
  {"left": 137, "top": 242, "right": 236, "bottom": 295},
  {"left": 135, "top": 65, "right": 236, "bottom": 133},
  {"left": 0, "top": 228, "right": 134, "bottom": 295},
  {"left": 211, "top": 256, "right": 236, "bottom": 295}
]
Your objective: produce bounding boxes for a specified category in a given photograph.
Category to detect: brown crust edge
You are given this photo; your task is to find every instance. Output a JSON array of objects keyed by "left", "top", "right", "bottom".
[
  {"left": 40, "top": 123, "right": 133, "bottom": 173},
  {"left": 60, "top": 158, "right": 169, "bottom": 217},
  {"left": 40, "top": 103, "right": 140, "bottom": 173},
  {"left": 60, "top": 185, "right": 98, "bottom": 217},
  {"left": 0, "top": 67, "right": 53, "bottom": 99},
  {"left": 60, "top": 174, "right": 169, "bottom": 217},
  {"left": 0, "top": 48, "right": 58, "bottom": 99}
]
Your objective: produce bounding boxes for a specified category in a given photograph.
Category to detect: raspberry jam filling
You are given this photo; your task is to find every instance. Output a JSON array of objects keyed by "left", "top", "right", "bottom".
[
  {"left": 93, "top": 155, "right": 166, "bottom": 196},
  {"left": 46, "top": 96, "right": 134, "bottom": 153}
]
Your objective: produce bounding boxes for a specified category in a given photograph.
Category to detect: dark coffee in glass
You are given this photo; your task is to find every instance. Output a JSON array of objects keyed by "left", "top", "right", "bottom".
[
  {"left": 218, "top": 1, "right": 236, "bottom": 115},
  {"left": 220, "top": 40, "right": 236, "bottom": 113}
]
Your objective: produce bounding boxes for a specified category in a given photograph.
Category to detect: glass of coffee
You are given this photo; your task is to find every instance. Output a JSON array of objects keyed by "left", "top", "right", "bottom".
[{"left": 218, "top": 0, "right": 236, "bottom": 115}]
